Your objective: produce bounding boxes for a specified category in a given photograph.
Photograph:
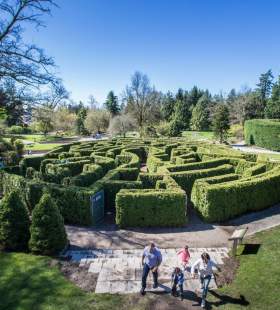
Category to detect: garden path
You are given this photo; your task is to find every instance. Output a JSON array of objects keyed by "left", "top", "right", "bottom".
[
  {"left": 66, "top": 204, "right": 280, "bottom": 250},
  {"left": 64, "top": 247, "right": 229, "bottom": 294}
]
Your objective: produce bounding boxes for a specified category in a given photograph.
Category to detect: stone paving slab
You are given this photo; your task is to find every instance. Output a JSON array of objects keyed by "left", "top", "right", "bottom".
[{"left": 65, "top": 247, "right": 229, "bottom": 294}]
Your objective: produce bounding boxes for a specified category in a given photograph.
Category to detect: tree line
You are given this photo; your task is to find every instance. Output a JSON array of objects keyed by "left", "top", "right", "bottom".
[{"left": 0, "top": 1, "right": 280, "bottom": 142}]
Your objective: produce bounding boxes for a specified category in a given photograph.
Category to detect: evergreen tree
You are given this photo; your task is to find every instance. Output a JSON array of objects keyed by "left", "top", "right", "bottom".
[
  {"left": 161, "top": 91, "right": 175, "bottom": 121},
  {"left": 265, "top": 76, "right": 280, "bottom": 119},
  {"left": 0, "top": 191, "right": 30, "bottom": 251},
  {"left": 75, "top": 103, "right": 88, "bottom": 135},
  {"left": 227, "top": 88, "right": 237, "bottom": 105},
  {"left": 188, "top": 86, "right": 204, "bottom": 109},
  {"left": 29, "top": 193, "right": 67, "bottom": 255},
  {"left": 104, "top": 91, "right": 120, "bottom": 116},
  {"left": 256, "top": 69, "right": 274, "bottom": 106},
  {"left": 212, "top": 104, "right": 230, "bottom": 143},
  {"left": 190, "top": 95, "right": 211, "bottom": 130},
  {"left": 169, "top": 89, "right": 192, "bottom": 136}
]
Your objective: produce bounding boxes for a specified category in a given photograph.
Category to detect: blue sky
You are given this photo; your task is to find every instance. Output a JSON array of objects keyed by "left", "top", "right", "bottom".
[{"left": 24, "top": 0, "right": 280, "bottom": 104}]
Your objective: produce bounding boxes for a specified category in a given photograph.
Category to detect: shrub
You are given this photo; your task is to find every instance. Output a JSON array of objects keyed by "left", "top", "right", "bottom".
[
  {"left": 192, "top": 167, "right": 280, "bottom": 222},
  {"left": 0, "top": 191, "right": 30, "bottom": 251},
  {"left": 29, "top": 193, "right": 67, "bottom": 255},
  {"left": 244, "top": 119, "right": 280, "bottom": 151},
  {"left": 116, "top": 189, "right": 186, "bottom": 228},
  {"left": 63, "top": 164, "right": 103, "bottom": 187},
  {"left": 171, "top": 164, "right": 234, "bottom": 195},
  {"left": 8, "top": 125, "right": 25, "bottom": 134},
  {"left": 20, "top": 155, "right": 45, "bottom": 174},
  {"left": 166, "top": 158, "right": 230, "bottom": 172}
]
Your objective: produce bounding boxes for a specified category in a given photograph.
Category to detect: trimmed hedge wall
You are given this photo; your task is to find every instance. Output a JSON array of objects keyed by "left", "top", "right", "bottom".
[
  {"left": 170, "top": 164, "right": 234, "bottom": 195},
  {"left": 116, "top": 189, "right": 186, "bottom": 227},
  {"left": 191, "top": 167, "right": 280, "bottom": 222},
  {"left": 0, "top": 171, "right": 103, "bottom": 225},
  {"left": 19, "top": 156, "right": 45, "bottom": 174},
  {"left": 244, "top": 119, "right": 280, "bottom": 151},
  {"left": 2, "top": 138, "right": 280, "bottom": 228},
  {"left": 63, "top": 164, "right": 103, "bottom": 187},
  {"left": 166, "top": 158, "right": 229, "bottom": 173}
]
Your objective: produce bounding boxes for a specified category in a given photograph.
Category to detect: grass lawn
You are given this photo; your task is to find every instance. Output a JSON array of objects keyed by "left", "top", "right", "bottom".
[
  {"left": 209, "top": 226, "right": 280, "bottom": 310},
  {"left": 26, "top": 143, "right": 62, "bottom": 152},
  {"left": 257, "top": 153, "right": 280, "bottom": 162},
  {"left": 0, "top": 252, "right": 128, "bottom": 310},
  {"left": 5, "top": 134, "right": 76, "bottom": 143},
  {"left": 1, "top": 227, "right": 279, "bottom": 310},
  {"left": 182, "top": 130, "right": 215, "bottom": 140}
]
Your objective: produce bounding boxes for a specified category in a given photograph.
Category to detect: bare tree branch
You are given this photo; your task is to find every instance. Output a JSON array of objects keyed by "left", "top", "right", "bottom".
[{"left": 0, "top": 0, "right": 58, "bottom": 88}]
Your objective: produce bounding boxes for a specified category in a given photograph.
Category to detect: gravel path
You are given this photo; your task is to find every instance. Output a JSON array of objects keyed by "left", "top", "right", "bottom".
[{"left": 66, "top": 205, "right": 280, "bottom": 250}]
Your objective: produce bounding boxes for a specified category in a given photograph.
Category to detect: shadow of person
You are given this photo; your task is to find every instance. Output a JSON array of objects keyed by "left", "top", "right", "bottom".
[{"left": 208, "top": 290, "right": 250, "bottom": 307}]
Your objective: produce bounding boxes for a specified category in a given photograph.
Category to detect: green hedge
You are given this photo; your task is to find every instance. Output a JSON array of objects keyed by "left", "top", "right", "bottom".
[
  {"left": 19, "top": 156, "right": 45, "bottom": 174},
  {"left": 91, "top": 155, "right": 115, "bottom": 173},
  {"left": 115, "top": 151, "right": 140, "bottom": 168},
  {"left": 138, "top": 173, "right": 164, "bottom": 188},
  {"left": 117, "top": 167, "right": 139, "bottom": 181},
  {"left": 244, "top": 119, "right": 280, "bottom": 151},
  {"left": 192, "top": 167, "right": 280, "bottom": 222},
  {"left": 63, "top": 164, "right": 103, "bottom": 187},
  {"left": 116, "top": 189, "right": 186, "bottom": 227},
  {"left": 0, "top": 170, "right": 103, "bottom": 225},
  {"left": 103, "top": 180, "right": 142, "bottom": 210},
  {"left": 243, "top": 163, "right": 267, "bottom": 177},
  {"left": 170, "top": 164, "right": 234, "bottom": 195},
  {"left": 166, "top": 158, "right": 230, "bottom": 173}
]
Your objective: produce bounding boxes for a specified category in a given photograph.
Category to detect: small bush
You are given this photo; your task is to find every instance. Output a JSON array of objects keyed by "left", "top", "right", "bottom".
[
  {"left": 8, "top": 125, "right": 25, "bottom": 134},
  {"left": 29, "top": 193, "right": 67, "bottom": 255},
  {"left": 0, "top": 191, "right": 30, "bottom": 251}
]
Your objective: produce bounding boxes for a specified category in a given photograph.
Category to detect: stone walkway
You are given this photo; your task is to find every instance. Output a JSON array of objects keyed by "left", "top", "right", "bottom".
[
  {"left": 66, "top": 204, "right": 280, "bottom": 250},
  {"left": 64, "top": 247, "right": 229, "bottom": 294}
]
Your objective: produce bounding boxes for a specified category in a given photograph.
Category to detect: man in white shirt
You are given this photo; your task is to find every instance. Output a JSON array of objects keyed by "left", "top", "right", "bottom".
[{"left": 191, "top": 252, "right": 221, "bottom": 308}]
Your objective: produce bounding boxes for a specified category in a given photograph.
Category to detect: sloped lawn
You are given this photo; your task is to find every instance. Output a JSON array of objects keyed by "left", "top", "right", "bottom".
[{"left": 209, "top": 226, "right": 280, "bottom": 310}]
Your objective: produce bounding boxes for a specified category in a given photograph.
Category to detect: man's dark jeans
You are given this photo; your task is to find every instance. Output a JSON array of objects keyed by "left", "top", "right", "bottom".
[{"left": 141, "top": 263, "right": 158, "bottom": 289}]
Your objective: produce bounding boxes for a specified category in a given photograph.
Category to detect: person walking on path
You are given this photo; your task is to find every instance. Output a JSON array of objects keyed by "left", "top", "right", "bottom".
[
  {"left": 191, "top": 252, "right": 221, "bottom": 308},
  {"left": 140, "top": 242, "right": 162, "bottom": 295},
  {"left": 177, "top": 245, "right": 190, "bottom": 270},
  {"left": 171, "top": 267, "right": 185, "bottom": 300}
]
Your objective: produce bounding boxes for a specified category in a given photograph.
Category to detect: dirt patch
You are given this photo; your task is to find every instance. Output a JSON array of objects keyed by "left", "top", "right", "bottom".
[
  {"left": 59, "top": 260, "right": 98, "bottom": 292},
  {"left": 126, "top": 292, "right": 201, "bottom": 310},
  {"left": 214, "top": 255, "right": 239, "bottom": 287}
]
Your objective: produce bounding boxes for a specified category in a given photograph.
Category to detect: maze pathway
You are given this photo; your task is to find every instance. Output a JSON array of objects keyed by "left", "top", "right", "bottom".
[{"left": 65, "top": 247, "right": 229, "bottom": 294}]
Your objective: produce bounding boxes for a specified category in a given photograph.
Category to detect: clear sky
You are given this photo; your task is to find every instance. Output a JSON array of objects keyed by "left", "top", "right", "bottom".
[{"left": 24, "top": 0, "right": 280, "bottom": 104}]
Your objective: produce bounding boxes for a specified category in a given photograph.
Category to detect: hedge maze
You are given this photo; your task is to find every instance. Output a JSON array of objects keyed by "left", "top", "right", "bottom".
[{"left": 1, "top": 138, "right": 280, "bottom": 228}]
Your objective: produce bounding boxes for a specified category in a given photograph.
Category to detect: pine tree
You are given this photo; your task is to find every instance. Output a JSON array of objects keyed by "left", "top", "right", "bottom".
[
  {"left": 212, "top": 104, "right": 230, "bottom": 143},
  {"left": 265, "top": 76, "right": 280, "bottom": 119},
  {"left": 188, "top": 86, "right": 204, "bottom": 109},
  {"left": 190, "top": 95, "right": 211, "bottom": 130},
  {"left": 75, "top": 103, "right": 88, "bottom": 135},
  {"left": 104, "top": 91, "right": 120, "bottom": 116},
  {"left": 0, "top": 191, "right": 30, "bottom": 251},
  {"left": 161, "top": 91, "right": 175, "bottom": 121},
  {"left": 256, "top": 69, "right": 274, "bottom": 107},
  {"left": 29, "top": 193, "right": 67, "bottom": 255}
]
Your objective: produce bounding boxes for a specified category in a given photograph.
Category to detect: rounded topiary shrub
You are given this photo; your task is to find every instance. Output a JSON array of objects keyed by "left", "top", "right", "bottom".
[
  {"left": 29, "top": 193, "right": 67, "bottom": 255},
  {"left": 0, "top": 191, "right": 30, "bottom": 251}
]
